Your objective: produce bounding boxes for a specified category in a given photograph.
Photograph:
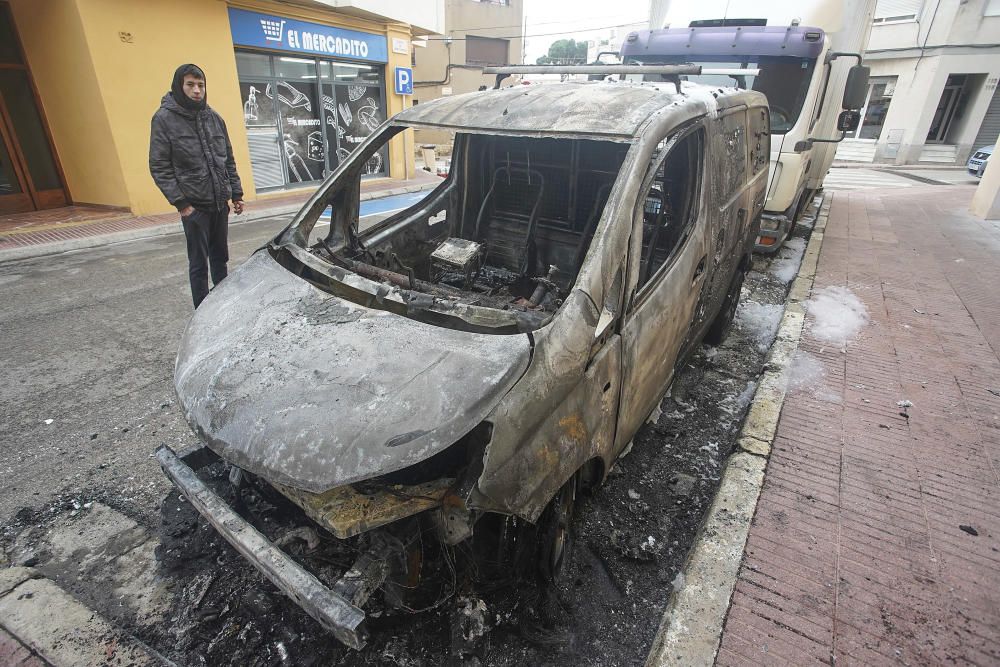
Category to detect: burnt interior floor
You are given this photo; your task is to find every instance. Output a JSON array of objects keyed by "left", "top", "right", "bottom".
[{"left": 0, "top": 199, "right": 819, "bottom": 666}]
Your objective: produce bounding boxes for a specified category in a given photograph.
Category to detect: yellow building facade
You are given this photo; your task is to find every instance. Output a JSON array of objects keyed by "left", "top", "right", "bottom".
[{"left": 4, "top": 0, "right": 417, "bottom": 216}]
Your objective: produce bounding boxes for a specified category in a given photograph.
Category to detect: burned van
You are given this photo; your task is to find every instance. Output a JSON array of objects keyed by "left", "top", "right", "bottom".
[{"left": 157, "top": 68, "right": 769, "bottom": 649}]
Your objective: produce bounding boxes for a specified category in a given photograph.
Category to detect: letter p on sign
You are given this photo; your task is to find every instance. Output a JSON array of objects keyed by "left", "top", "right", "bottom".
[{"left": 395, "top": 67, "right": 413, "bottom": 95}]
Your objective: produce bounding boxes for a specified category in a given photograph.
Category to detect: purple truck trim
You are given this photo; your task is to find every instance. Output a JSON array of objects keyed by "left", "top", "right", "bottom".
[{"left": 621, "top": 26, "right": 826, "bottom": 61}]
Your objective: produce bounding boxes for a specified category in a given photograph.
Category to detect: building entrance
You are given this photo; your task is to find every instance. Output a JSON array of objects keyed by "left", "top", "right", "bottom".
[
  {"left": 0, "top": 2, "right": 67, "bottom": 214},
  {"left": 927, "top": 74, "right": 967, "bottom": 144}
]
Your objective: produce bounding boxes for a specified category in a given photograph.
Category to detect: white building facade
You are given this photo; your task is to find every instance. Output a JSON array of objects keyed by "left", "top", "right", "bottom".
[{"left": 837, "top": 0, "right": 1000, "bottom": 164}]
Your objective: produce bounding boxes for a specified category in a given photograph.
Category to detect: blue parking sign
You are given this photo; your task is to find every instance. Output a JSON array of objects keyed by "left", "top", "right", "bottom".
[{"left": 395, "top": 67, "right": 413, "bottom": 95}]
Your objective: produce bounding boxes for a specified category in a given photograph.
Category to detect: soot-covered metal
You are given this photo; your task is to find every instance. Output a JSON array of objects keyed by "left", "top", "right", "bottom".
[{"left": 160, "top": 78, "right": 770, "bottom": 647}]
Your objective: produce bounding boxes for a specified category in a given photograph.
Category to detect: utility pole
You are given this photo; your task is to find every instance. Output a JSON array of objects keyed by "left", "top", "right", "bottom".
[{"left": 648, "top": 0, "right": 670, "bottom": 30}]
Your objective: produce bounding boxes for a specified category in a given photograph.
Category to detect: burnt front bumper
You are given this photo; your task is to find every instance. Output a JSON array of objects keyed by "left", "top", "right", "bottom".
[{"left": 154, "top": 445, "right": 371, "bottom": 650}]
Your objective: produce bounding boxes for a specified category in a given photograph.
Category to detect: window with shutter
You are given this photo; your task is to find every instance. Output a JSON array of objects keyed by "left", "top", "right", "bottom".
[{"left": 873, "top": 0, "right": 923, "bottom": 23}]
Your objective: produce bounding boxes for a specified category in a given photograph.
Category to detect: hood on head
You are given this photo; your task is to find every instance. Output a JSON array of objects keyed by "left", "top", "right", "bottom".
[{"left": 171, "top": 63, "right": 207, "bottom": 112}]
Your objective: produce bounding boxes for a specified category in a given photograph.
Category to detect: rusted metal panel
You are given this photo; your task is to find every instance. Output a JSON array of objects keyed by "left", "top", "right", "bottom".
[{"left": 273, "top": 478, "right": 453, "bottom": 539}]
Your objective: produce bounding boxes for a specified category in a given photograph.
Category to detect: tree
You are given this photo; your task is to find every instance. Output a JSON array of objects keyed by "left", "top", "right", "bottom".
[{"left": 536, "top": 38, "right": 588, "bottom": 65}]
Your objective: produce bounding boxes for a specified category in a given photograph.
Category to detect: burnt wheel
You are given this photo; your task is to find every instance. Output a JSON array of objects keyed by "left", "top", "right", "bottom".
[
  {"left": 536, "top": 474, "right": 577, "bottom": 583},
  {"left": 704, "top": 265, "right": 746, "bottom": 346}
]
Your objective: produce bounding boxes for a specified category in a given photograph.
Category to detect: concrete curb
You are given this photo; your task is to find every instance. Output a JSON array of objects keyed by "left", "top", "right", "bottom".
[
  {"left": 0, "top": 182, "right": 438, "bottom": 264},
  {"left": 645, "top": 195, "right": 831, "bottom": 667},
  {"left": 0, "top": 567, "right": 170, "bottom": 666}
]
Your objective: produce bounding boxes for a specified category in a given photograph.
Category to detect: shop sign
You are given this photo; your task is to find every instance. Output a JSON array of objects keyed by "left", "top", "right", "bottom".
[{"left": 228, "top": 7, "right": 388, "bottom": 63}]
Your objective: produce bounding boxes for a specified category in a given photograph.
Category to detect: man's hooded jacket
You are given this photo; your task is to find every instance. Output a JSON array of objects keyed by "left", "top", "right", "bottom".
[{"left": 149, "top": 65, "right": 243, "bottom": 212}]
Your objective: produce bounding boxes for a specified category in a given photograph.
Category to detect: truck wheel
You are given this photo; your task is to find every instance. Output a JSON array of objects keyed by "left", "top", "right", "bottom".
[
  {"left": 704, "top": 266, "right": 746, "bottom": 346},
  {"left": 536, "top": 474, "right": 577, "bottom": 583},
  {"left": 791, "top": 188, "right": 813, "bottom": 227}
]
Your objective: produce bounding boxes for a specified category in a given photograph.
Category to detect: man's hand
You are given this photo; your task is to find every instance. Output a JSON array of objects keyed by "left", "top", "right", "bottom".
[
  {"left": 179, "top": 205, "right": 195, "bottom": 217},
  {"left": 233, "top": 200, "right": 245, "bottom": 215}
]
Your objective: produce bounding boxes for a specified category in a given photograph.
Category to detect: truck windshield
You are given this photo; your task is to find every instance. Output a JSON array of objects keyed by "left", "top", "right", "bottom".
[{"left": 627, "top": 56, "right": 816, "bottom": 134}]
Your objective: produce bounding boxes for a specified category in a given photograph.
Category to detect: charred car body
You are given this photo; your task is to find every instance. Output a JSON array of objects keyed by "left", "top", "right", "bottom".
[{"left": 156, "top": 66, "right": 770, "bottom": 649}]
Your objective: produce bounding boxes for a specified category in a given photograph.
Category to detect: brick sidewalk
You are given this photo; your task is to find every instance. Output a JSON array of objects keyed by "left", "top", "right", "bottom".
[
  {"left": 0, "top": 170, "right": 441, "bottom": 257},
  {"left": 717, "top": 186, "right": 1000, "bottom": 665},
  {"left": 0, "top": 627, "right": 48, "bottom": 666}
]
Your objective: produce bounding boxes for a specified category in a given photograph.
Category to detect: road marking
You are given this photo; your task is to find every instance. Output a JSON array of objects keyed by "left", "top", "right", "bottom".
[{"left": 824, "top": 169, "right": 914, "bottom": 191}]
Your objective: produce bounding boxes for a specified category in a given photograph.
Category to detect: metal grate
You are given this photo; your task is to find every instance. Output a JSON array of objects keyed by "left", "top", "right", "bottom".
[{"left": 247, "top": 132, "right": 285, "bottom": 188}]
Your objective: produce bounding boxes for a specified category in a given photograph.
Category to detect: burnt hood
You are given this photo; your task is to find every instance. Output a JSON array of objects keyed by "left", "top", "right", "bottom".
[{"left": 175, "top": 251, "right": 531, "bottom": 493}]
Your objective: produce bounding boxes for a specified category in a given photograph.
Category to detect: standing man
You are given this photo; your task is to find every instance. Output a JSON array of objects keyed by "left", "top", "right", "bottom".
[{"left": 149, "top": 64, "right": 245, "bottom": 308}]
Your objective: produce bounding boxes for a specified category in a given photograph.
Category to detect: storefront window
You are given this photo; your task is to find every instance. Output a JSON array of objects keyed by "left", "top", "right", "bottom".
[
  {"left": 235, "top": 52, "right": 271, "bottom": 78},
  {"left": 273, "top": 56, "right": 316, "bottom": 79},
  {"left": 236, "top": 50, "right": 387, "bottom": 191}
]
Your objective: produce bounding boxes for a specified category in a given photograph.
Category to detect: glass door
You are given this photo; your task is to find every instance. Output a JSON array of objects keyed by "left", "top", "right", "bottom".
[
  {"left": 0, "top": 1, "right": 67, "bottom": 213},
  {"left": 0, "top": 106, "right": 32, "bottom": 213},
  {"left": 927, "top": 76, "right": 966, "bottom": 144}
]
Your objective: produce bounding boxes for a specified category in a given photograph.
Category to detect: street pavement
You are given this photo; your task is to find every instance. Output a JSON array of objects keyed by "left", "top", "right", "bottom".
[
  {"left": 717, "top": 185, "right": 1000, "bottom": 664},
  {"left": 0, "top": 192, "right": 421, "bottom": 526}
]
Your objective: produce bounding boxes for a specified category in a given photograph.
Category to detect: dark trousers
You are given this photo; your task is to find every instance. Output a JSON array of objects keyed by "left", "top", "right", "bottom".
[{"left": 181, "top": 208, "right": 229, "bottom": 308}]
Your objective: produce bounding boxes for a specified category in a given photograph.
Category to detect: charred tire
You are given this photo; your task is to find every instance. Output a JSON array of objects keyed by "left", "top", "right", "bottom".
[
  {"left": 536, "top": 474, "right": 577, "bottom": 584},
  {"left": 704, "top": 265, "right": 746, "bottom": 346}
]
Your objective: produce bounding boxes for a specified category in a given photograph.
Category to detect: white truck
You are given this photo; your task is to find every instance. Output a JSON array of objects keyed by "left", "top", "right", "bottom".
[{"left": 621, "top": 3, "right": 874, "bottom": 251}]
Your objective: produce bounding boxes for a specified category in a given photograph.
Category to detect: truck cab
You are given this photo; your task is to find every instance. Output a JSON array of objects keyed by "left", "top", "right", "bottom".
[{"left": 622, "top": 23, "right": 839, "bottom": 252}]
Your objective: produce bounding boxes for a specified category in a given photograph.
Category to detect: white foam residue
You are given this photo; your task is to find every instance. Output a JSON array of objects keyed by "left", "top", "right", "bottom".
[
  {"left": 725, "top": 380, "right": 758, "bottom": 413},
  {"left": 769, "top": 237, "right": 807, "bottom": 284},
  {"left": 805, "top": 286, "right": 869, "bottom": 345},
  {"left": 735, "top": 301, "right": 784, "bottom": 353},
  {"left": 785, "top": 351, "right": 825, "bottom": 393}
]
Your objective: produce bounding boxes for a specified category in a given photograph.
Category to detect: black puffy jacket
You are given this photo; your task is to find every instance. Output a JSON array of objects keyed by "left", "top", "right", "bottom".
[{"left": 149, "top": 93, "right": 243, "bottom": 212}]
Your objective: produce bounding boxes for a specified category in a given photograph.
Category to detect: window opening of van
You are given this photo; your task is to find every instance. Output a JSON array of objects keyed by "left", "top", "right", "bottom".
[
  {"left": 638, "top": 129, "right": 704, "bottom": 288},
  {"left": 274, "top": 126, "right": 630, "bottom": 333}
]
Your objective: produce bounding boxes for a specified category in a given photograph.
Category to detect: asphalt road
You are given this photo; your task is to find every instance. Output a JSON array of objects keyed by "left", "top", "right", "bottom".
[{"left": 0, "top": 192, "right": 424, "bottom": 526}]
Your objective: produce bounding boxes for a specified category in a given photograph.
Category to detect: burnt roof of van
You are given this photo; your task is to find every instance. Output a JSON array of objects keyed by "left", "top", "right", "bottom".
[{"left": 394, "top": 81, "right": 721, "bottom": 140}]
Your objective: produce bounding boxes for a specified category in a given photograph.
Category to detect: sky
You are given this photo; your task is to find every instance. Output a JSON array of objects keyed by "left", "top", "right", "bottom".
[
  {"left": 521, "top": 0, "right": 648, "bottom": 64},
  {"left": 522, "top": 0, "right": 835, "bottom": 63}
]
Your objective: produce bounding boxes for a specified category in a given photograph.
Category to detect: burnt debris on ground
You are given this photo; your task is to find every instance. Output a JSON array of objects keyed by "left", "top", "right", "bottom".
[{"left": 0, "top": 202, "right": 818, "bottom": 666}]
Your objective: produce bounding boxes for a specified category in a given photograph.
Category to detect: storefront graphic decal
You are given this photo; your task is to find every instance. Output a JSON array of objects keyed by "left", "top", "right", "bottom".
[
  {"left": 348, "top": 85, "right": 367, "bottom": 102},
  {"left": 229, "top": 8, "right": 388, "bottom": 63},
  {"left": 244, "top": 86, "right": 261, "bottom": 122},
  {"left": 357, "top": 99, "right": 380, "bottom": 132},
  {"left": 268, "top": 81, "right": 312, "bottom": 112}
]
